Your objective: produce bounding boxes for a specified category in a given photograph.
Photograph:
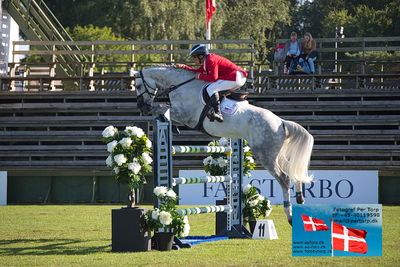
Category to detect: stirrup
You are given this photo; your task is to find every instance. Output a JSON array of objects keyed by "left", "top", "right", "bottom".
[{"left": 207, "top": 111, "right": 223, "bottom": 123}]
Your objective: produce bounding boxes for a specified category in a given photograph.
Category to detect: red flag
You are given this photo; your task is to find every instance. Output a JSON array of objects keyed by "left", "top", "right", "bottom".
[
  {"left": 206, "top": 0, "right": 216, "bottom": 26},
  {"left": 301, "top": 214, "right": 329, "bottom": 231},
  {"left": 332, "top": 222, "right": 368, "bottom": 254}
]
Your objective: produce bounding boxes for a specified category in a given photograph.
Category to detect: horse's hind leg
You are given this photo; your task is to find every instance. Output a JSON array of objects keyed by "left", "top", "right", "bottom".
[
  {"left": 295, "top": 182, "right": 305, "bottom": 204},
  {"left": 275, "top": 173, "right": 293, "bottom": 225},
  {"left": 261, "top": 159, "right": 293, "bottom": 225},
  {"left": 251, "top": 144, "right": 293, "bottom": 225}
]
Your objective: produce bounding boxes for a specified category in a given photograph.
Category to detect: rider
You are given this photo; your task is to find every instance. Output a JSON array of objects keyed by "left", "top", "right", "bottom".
[{"left": 177, "top": 44, "right": 248, "bottom": 122}]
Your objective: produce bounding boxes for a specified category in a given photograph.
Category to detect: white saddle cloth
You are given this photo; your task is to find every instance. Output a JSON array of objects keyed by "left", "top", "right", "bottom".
[{"left": 221, "top": 98, "right": 242, "bottom": 115}]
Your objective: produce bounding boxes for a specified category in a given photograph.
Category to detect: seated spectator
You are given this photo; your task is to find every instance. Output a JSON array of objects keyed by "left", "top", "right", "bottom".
[
  {"left": 299, "top": 32, "right": 317, "bottom": 74},
  {"left": 284, "top": 32, "right": 301, "bottom": 74}
]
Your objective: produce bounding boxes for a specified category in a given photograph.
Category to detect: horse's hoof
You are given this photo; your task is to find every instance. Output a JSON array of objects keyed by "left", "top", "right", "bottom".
[
  {"left": 296, "top": 198, "right": 305, "bottom": 204},
  {"left": 288, "top": 218, "right": 292, "bottom": 226},
  {"left": 295, "top": 192, "right": 305, "bottom": 204}
]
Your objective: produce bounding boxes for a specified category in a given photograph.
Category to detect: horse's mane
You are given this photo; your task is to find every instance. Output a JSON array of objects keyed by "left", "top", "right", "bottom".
[{"left": 147, "top": 64, "right": 195, "bottom": 78}]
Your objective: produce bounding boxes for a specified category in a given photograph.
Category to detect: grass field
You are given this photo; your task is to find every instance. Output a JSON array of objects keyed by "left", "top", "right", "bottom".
[{"left": 0, "top": 205, "right": 399, "bottom": 267}]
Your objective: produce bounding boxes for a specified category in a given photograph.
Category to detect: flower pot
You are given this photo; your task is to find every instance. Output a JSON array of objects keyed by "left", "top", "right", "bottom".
[
  {"left": 111, "top": 207, "right": 151, "bottom": 252},
  {"left": 155, "top": 232, "right": 174, "bottom": 251},
  {"left": 249, "top": 220, "right": 257, "bottom": 234}
]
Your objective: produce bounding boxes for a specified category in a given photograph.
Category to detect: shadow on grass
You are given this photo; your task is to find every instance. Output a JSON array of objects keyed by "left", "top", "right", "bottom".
[{"left": 0, "top": 238, "right": 110, "bottom": 255}]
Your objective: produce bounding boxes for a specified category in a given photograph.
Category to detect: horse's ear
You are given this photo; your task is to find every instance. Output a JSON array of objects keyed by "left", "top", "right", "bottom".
[{"left": 130, "top": 70, "right": 139, "bottom": 78}]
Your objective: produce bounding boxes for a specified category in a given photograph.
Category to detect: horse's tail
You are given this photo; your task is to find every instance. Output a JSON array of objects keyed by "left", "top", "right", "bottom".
[{"left": 276, "top": 120, "right": 314, "bottom": 184}]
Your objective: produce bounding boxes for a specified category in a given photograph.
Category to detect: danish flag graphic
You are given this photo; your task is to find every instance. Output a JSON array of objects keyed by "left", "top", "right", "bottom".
[
  {"left": 301, "top": 214, "right": 329, "bottom": 231},
  {"left": 332, "top": 222, "right": 368, "bottom": 254}
]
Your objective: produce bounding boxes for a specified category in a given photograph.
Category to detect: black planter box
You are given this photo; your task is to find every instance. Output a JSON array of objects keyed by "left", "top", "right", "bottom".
[
  {"left": 112, "top": 207, "right": 151, "bottom": 252},
  {"left": 215, "top": 199, "right": 227, "bottom": 236}
]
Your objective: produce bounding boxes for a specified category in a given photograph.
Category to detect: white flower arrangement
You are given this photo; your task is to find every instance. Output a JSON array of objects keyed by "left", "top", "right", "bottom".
[
  {"left": 145, "top": 186, "right": 189, "bottom": 237},
  {"left": 128, "top": 161, "right": 141, "bottom": 174},
  {"left": 124, "top": 126, "right": 145, "bottom": 138},
  {"left": 114, "top": 154, "right": 127, "bottom": 166},
  {"left": 153, "top": 186, "right": 168, "bottom": 197},
  {"left": 119, "top": 137, "right": 132, "bottom": 149},
  {"left": 102, "top": 126, "right": 118, "bottom": 138},
  {"left": 107, "top": 140, "right": 118, "bottom": 152},
  {"left": 102, "top": 125, "right": 152, "bottom": 190},
  {"left": 159, "top": 211, "right": 173, "bottom": 226},
  {"left": 203, "top": 139, "right": 256, "bottom": 176},
  {"left": 242, "top": 184, "right": 272, "bottom": 221}
]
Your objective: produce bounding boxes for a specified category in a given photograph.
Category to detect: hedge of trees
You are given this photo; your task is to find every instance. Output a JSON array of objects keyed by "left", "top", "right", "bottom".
[{"left": 43, "top": 0, "right": 399, "bottom": 64}]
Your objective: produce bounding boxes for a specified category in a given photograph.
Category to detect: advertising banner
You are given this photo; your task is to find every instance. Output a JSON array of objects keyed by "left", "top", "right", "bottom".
[{"left": 178, "top": 170, "right": 378, "bottom": 205}]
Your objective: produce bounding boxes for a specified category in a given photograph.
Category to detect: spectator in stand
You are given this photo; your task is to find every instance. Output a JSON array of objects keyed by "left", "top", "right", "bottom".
[
  {"left": 299, "top": 32, "right": 317, "bottom": 74},
  {"left": 284, "top": 32, "right": 301, "bottom": 74}
]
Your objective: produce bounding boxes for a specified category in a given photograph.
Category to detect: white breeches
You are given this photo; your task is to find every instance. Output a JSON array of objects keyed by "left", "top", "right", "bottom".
[{"left": 206, "top": 71, "right": 246, "bottom": 96}]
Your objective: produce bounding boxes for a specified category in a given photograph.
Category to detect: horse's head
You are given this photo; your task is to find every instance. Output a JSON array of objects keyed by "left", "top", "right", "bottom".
[
  {"left": 134, "top": 66, "right": 196, "bottom": 115},
  {"left": 133, "top": 69, "right": 159, "bottom": 115}
]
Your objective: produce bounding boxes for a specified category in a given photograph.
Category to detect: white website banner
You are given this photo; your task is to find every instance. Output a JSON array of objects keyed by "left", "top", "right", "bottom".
[
  {"left": 178, "top": 170, "right": 378, "bottom": 205},
  {"left": 0, "top": 171, "right": 7, "bottom": 206}
]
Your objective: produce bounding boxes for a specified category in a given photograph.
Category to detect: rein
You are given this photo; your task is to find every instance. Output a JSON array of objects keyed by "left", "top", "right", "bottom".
[
  {"left": 137, "top": 70, "right": 156, "bottom": 98},
  {"left": 136, "top": 69, "right": 195, "bottom": 99},
  {"left": 136, "top": 68, "right": 210, "bottom": 135},
  {"left": 157, "top": 77, "right": 196, "bottom": 97}
]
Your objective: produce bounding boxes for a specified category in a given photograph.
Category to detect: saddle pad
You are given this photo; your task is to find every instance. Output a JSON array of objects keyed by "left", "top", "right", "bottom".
[
  {"left": 199, "top": 83, "right": 246, "bottom": 116},
  {"left": 221, "top": 97, "right": 242, "bottom": 115}
]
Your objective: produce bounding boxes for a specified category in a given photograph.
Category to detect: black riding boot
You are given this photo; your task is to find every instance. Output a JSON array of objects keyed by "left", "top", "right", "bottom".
[{"left": 210, "top": 93, "right": 224, "bottom": 123}]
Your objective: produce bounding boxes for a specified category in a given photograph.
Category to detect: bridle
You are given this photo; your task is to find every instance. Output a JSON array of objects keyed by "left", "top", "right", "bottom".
[
  {"left": 136, "top": 70, "right": 157, "bottom": 99},
  {"left": 136, "top": 69, "right": 196, "bottom": 100}
]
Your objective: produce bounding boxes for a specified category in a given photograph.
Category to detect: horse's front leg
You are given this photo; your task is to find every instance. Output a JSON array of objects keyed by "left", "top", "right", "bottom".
[{"left": 150, "top": 103, "right": 171, "bottom": 116}]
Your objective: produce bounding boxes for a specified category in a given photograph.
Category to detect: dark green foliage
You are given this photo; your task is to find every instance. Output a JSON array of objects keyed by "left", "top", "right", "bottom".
[{"left": 242, "top": 185, "right": 272, "bottom": 221}]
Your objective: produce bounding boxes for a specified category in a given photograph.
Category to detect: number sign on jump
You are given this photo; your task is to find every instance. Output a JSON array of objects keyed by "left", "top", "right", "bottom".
[{"left": 252, "top": 220, "right": 278, "bottom": 240}]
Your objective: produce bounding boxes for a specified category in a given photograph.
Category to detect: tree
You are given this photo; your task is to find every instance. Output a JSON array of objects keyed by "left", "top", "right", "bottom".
[
  {"left": 217, "top": 0, "right": 291, "bottom": 62},
  {"left": 285, "top": 0, "right": 398, "bottom": 39},
  {"left": 43, "top": 0, "right": 291, "bottom": 64},
  {"left": 68, "top": 25, "right": 129, "bottom": 65},
  {"left": 70, "top": 24, "right": 167, "bottom": 67},
  {"left": 322, "top": 4, "right": 393, "bottom": 37}
]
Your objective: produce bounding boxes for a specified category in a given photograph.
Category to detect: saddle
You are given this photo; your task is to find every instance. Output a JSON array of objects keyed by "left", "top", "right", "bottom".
[{"left": 201, "top": 87, "right": 249, "bottom": 103}]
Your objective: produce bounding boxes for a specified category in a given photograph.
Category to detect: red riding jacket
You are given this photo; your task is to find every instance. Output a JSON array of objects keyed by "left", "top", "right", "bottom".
[{"left": 184, "top": 54, "right": 248, "bottom": 82}]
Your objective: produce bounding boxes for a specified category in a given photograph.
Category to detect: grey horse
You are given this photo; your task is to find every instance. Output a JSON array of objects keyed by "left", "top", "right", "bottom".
[{"left": 134, "top": 65, "right": 314, "bottom": 224}]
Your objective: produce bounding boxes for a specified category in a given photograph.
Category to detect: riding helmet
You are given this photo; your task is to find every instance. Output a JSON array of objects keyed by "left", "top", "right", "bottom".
[{"left": 189, "top": 44, "right": 209, "bottom": 57}]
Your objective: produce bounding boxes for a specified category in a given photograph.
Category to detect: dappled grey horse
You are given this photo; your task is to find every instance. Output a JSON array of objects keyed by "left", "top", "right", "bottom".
[{"left": 134, "top": 65, "right": 314, "bottom": 224}]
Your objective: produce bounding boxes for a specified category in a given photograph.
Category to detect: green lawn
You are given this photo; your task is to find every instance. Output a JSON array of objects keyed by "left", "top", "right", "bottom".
[{"left": 0, "top": 205, "right": 399, "bottom": 267}]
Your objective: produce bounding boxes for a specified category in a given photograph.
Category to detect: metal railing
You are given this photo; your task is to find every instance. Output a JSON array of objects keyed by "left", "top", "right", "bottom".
[
  {"left": 3, "top": 0, "right": 84, "bottom": 76},
  {"left": 1, "top": 73, "right": 398, "bottom": 92},
  {"left": 7, "top": 39, "right": 256, "bottom": 91}
]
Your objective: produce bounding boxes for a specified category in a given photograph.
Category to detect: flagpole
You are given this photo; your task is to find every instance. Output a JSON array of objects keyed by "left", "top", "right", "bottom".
[
  {"left": 206, "top": 21, "right": 211, "bottom": 50},
  {"left": 205, "top": 0, "right": 215, "bottom": 50},
  {"left": 331, "top": 219, "right": 334, "bottom": 257}
]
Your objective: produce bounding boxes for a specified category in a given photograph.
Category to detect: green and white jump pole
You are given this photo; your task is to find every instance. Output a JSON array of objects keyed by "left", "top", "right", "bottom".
[{"left": 153, "top": 110, "right": 249, "bottom": 247}]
